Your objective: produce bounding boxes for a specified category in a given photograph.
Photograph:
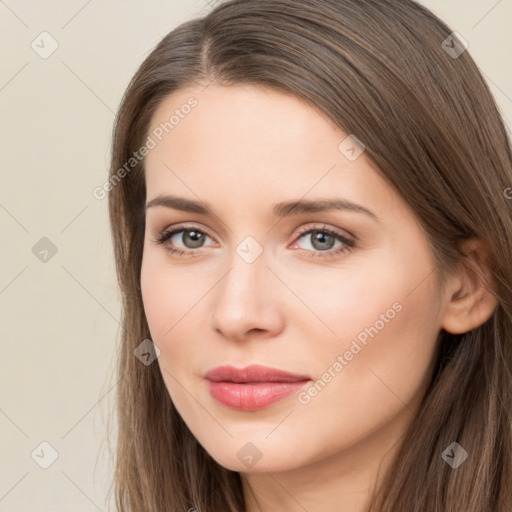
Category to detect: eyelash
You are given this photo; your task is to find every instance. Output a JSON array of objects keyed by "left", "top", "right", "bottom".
[{"left": 152, "top": 224, "right": 355, "bottom": 260}]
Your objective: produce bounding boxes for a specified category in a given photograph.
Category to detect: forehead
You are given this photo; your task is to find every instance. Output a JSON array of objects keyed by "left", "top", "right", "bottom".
[
  {"left": 143, "top": 84, "right": 404, "bottom": 221},
  {"left": 147, "top": 83, "right": 340, "bottom": 159}
]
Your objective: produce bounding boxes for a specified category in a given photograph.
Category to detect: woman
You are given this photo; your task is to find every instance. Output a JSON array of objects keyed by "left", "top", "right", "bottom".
[{"left": 107, "top": 0, "right": 512, "bottom": 510}]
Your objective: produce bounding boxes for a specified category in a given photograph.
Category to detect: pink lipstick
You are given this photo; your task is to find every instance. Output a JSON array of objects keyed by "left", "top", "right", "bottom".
[{"left": 204, "top": 364, "right": 311, "bottom": 411}]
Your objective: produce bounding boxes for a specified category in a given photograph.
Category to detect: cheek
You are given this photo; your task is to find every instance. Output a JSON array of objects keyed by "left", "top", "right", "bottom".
[
  {"left": 140, "top": 252, "right": 199, "bottom": 339},
  {"left": 140, "top": 257, "right": 202, "bottom": 412},
  {"left": 140, "top": 271, "right": 171, "bottom": 339},
  {"left": 294, "top": 244, "right": 440, "bottom": 401},
  {"left": 293, "top": 238, "right": 437, "bottom": 353},
  {"left": 277, "top": 252, "right": 407, "bottom": 351},
  {"left": 140, "top": 254, "right": 211, "bottom": 383},
  {"left": 298, "top": 263, "right": 440, "bottom": 431}
]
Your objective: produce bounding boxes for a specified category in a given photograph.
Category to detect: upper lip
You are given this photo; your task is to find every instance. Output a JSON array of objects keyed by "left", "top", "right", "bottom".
[{"left": 204, "top": 364, "right": 311, "bottom": 383}]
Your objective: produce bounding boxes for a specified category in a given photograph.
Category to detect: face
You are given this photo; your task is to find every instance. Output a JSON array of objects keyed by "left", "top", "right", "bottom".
[{"left": 140, "top": 84, "right": 445, "bottom": 473}]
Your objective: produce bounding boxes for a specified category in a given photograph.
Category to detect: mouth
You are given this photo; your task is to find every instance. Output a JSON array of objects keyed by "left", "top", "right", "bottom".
[{"left": 204, "top": 364, "right": 312, "bottom": 411}]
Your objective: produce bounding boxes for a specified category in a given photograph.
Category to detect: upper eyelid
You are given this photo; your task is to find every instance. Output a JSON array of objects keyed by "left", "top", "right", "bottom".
[
  {"left": 161, "top": 223, "right": 216, "bottom": 242},
  {"left": 295, "top": 224, "right": 354, "bottom": 239}
]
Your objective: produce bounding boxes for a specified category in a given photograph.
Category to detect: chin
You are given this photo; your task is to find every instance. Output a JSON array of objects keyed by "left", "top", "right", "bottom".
[{"left": 202, "top": 439, "right": 304, "bottom": 474}]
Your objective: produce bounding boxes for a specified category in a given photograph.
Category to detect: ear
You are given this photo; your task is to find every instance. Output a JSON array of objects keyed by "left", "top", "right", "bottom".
[{"left": 440, "top": 238, "right": 498, "bottom": 334}]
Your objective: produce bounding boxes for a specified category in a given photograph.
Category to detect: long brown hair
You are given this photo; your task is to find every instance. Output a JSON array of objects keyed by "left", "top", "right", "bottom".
[{"left": 107, "top": 1, "right": 512, "bottom": 510}]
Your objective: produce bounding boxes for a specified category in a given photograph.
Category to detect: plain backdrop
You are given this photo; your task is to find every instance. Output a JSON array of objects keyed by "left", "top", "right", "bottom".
[{"left": 0, "top": 1, "right": 511, "bottom": 510}]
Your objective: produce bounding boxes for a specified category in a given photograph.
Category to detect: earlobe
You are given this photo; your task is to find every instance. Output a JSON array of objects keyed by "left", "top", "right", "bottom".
[{"left": 440, "top": 238, "right": 498, "bottom": 335}]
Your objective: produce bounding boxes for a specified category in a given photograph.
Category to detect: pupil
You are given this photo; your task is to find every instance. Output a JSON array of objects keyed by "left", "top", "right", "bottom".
[
  {"left": 184, "top": 230, "right": 204, "bottom": 248},
  {"left": 313, "top": 231, "right": 335, "bottom": 250}
]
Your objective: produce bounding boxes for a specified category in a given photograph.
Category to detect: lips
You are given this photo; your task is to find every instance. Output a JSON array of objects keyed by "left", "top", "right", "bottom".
[
  {"left": 204, "top": 364, "right": 312, "bottom": 411},
  {"left": 204, "top": 364, "right": 311, "bottom": 383}
]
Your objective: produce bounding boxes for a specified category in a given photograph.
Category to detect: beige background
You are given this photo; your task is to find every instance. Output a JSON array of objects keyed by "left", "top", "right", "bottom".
[{"left": 0, "top": 1, "right": 510, "bottom": 510}]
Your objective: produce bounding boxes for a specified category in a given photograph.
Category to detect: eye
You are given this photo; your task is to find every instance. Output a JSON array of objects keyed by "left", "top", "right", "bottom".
[
  {"left": 291, "top": 224, "right": 355, "bottom": 259},
  {"left": 152, "top": 225, "right": 215, "bottom": 256},
  {"left": 152, "top": 223, "right": 356, "bottom": 259}
]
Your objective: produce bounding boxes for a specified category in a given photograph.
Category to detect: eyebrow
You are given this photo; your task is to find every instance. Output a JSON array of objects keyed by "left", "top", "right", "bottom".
[{"left": 145, "top": 194, "right": 380, "bottom": 222}]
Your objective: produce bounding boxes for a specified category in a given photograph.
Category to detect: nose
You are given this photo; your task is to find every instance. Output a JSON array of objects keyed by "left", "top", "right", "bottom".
[{"left": 210, "top": 246, "right": 286, "bottom": 342}]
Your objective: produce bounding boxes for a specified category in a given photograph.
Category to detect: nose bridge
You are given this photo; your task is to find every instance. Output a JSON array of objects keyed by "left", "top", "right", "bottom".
[
  {"left": 210, "top": 236, "right": 284, "bottom": 340},
  {"left": 219, "top": 238, "right": 268, "bottom": 309}
]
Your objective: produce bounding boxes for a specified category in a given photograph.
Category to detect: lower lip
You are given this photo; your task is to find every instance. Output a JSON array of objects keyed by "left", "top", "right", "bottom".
[{"left": 207, "top": 380, "right": 310, "bottom": 411}]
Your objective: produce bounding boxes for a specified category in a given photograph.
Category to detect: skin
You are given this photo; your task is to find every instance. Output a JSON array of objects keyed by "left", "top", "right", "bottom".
[{"left": 140, "top": 84, "right": 497, "bottom": 512}]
